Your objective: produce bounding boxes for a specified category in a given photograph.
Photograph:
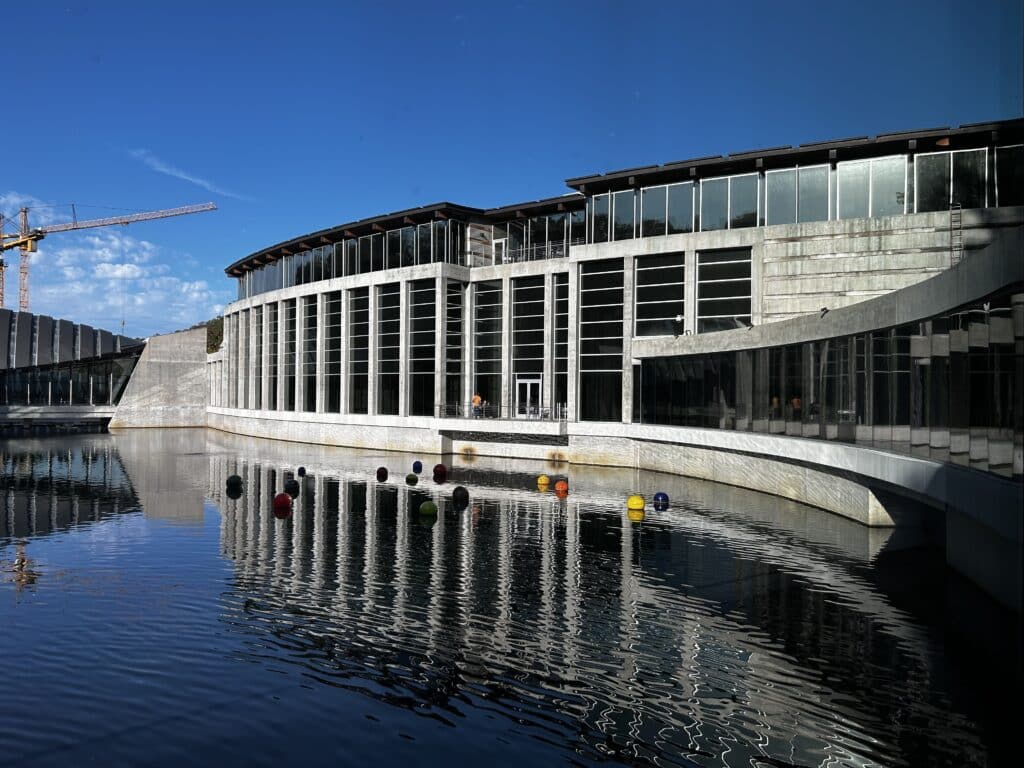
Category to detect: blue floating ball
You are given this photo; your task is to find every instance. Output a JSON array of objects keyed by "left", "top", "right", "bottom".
[
  {"left": 653, "top": 491, "right": 670, "bottom": 510},
  {"left": 297, "top": 466, "right": 306, "bottom": 477},
  {"left": 412, "top": 460, "right": 423, "bottom": 474}
]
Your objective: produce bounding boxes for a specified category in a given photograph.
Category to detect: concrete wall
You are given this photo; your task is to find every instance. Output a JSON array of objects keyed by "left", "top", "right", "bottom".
[
  {"left": 0, "top": 309, "right": 11, "bottom": 370},
  {"left": 110, "top": 327, "right": 208, "bottom": 428}
]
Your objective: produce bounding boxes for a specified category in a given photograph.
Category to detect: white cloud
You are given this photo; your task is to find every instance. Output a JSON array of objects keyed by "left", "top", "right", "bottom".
[
  {"left": 3, "top": 190, "right": 232, "bottom": 337},
  {"left": 129, "top": 148, "right": 253, "bottom": 201}
]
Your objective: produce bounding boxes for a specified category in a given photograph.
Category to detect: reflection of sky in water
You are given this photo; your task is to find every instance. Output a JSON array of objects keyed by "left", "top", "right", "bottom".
[{"left": 0, "top": 430, "right": 1016, "bottom": 767}]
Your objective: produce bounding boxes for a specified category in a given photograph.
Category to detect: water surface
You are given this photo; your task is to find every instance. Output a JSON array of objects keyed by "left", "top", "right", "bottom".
[{"left": 0, "top": 430, "right": 1018, "bottom": 766}]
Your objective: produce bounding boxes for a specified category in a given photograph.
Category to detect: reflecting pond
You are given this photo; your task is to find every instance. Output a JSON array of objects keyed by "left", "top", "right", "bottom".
[{"left": 0, "top": 429, "right": 1018, "bottom": 766}]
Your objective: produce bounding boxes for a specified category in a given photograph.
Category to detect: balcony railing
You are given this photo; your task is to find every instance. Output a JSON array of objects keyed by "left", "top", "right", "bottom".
[{"left": 440, "top": 402, "right": 568, "bottom": 421}]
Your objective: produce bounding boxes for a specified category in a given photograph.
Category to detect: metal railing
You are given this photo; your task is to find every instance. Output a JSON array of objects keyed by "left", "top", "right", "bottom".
[{"left": 440, "top": 402, "right": 568, "bottom": 421}]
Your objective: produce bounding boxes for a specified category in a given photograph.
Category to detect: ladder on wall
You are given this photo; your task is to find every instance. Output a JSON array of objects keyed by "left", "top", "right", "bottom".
[{"left": 950, "top": 202, "right": 963, "bottom": 267}]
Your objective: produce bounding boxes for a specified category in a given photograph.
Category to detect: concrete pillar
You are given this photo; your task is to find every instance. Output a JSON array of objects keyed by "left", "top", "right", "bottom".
[
  {"left": 277, "top": 301, "right": 286, "bottom": 411},
  {"left": 434, "top": 275, "right": 446, "bottom": 417},
  {"left": 316, "top": 292, "right": 326, "bottom": 413},
  {"left": 398, "top": 279, "right": 408, "bottom": 417},
  {"left": 542, "top": 272, "right": 554, "bottom": 413},
  {"left": 500, "top": 275, "right": 512, "bottom": 415},
  {"left": 462, "top": 282, "right": 474, "bottom": 416},
  {"left": 0, "top": 309, "right": 11, "bottom": 370},
  {"left": 294, "top": 300, "right": 305, "bottom": 413},
  {"left": 261, "top": 302, "right": 270, "bottom": 410},
  {"left": 684, "top": 249, "right": 697, "bottom": 334},
  {"left": 567, "top": 264, "right": 579, "bottom": 421},
  {"left": 248, "top": 309, "right": 258, "bottom": 410},
  {"left": 339, "top": 290, "right": 348, "bottom": 414},
  {"left": 621, "top": 255, "right": 635, "bottom": 423},
  {"left": 367, "top": 284, "right": 378, "bottom": 415}
]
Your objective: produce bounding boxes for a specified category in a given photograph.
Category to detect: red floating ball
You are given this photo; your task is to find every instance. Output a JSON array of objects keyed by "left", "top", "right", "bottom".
[{"left": 272, "top": 492, "right": 293, "bottom": 519}]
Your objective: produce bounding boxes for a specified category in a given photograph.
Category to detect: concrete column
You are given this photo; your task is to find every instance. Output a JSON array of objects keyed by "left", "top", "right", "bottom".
[
  {"left": 316, "top": 292, "right": 326, "bottom": 413},
  {"left": 261, "top": 302, "right": 270, "bottom": 410},
  {"left": 398, "top": 279, "right": 408, "bottom": 417},
  {"left": 751, "top": 236, "right": 765, "bottom": 326},
  {"left": 248, "top": 309, "right": 258, "bottom": 410},
  {"left": 434, "top": 275, "right": 446, "bottom": 417},
  {"left": 238, "top": 312, "right": 248, "bottom": 409},
  {"left": 542, "top": 271, "right": 554, "bottom": 413},
  {"left": 462, "top": 282, "right": 474, "bottom": 415},
  {"left": 277, "top": 301, "right": 286, "bottom": 411},
  {"left": 567, "top": 264, "right": 579, "bottom": 421},
  {"left": 621, "top": 256, "right": 635, "bottom": 423},
  {"left": 339, "top": 290, "right": 348, "bottom": 414},
  {"left": 367, "top": 285, "right": 378, "bottom": 415},
  {"left": 685, "top": 249, "right": 698, "bottom": 334},
  {"left": 295, "top": 300, "right": 305, "bottom": 413},
  {"left": 500, "top": 275, "right": 512, "bottom": 415}
]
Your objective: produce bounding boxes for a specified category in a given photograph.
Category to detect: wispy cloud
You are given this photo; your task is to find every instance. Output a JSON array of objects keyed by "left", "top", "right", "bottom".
[{"left": 130, "top": 148, "right": 253, "bottom": 201}]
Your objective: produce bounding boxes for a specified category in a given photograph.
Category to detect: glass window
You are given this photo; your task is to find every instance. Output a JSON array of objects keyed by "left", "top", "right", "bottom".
[
  {"left": 700, "top": 178, "right": 728, "bottom": 231},
  {"left": 432, "top": 220, "right": 447, "bottom": 263},
  {"left": 635, "top": 252, "right": 684, "bottom": 337},
  {"left": 401, "top": 226, "right": 416, "bottom": 267},
  {"left": 417, "top": 223, "right": 432, "bottom": 265},
  {"left": 798, "top": 165, "right": 829, "bottom": 222},
  {"left": 766, "top": 170, "right": 796, "bottom": 226},
  {"left": 729, "top": 174, "right": 758, "bottom": 229},
  {"left": 837, "top": 161, "right": 869, "bottom": 219},
  {"left": 952, "top": 149, "right": 986, "bottom": 209},
  {"left": 667, "top": 182, "right": 693, "bottom": 234},
  {"left": 612, "top": 190, "right": 634, "bottom": 240},
  {"left": 697, "top": 248, "right": 751, "bottom": 333},
  {"left": 641, "top": 186, "right": 667, "bottom": 237},
  {"left": 569, "top": 209, "right": 586, "bottom": 244},
  {"left": 871, "top": 156, "right": 906, "bottom": 216},
  {"left": 591, "top": 194, "right": 610, "bottom": 242},
  {"left": 917, "top": 153, "right": 951, "bottom": 212},
  {"left": 996, "top": 145, "right": 1023, "bottom": 206},
  {"left": 387, "top": 230, "right": 401, "bottom": 270}
]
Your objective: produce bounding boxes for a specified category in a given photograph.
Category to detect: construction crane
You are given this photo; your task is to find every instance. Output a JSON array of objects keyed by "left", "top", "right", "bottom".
[{"left": 0, "top": 202, "right": 216, "bottom": 312}]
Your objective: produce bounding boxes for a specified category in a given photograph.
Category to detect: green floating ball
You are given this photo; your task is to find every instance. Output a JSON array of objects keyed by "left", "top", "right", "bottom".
[
  {"left": 419, "top": 500, "right": 438, "bottom": 516},
  {"left": 406, "top": 473, "right": 418, "bottom": 485}
]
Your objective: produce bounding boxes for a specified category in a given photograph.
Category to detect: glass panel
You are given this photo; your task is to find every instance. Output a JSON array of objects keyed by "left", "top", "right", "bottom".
[
  {"left": 837, "top": 161, "right": 869, "bottom": 219},
  {"left": 729, "top": 174, "right": 758, "bottom": 229},
  {"left": 952, "top": 149, "right": 986, "bottom": 209},
  {"left": 996, "top": 145, "right": 1024, "bottom": 206},
  {"left": 766, "top": 170, "right": 796, "bottom": 226},
  {"left": 798, "top": 165, "right": 829, "bottom": 222},
  {"left": 612, "top": 190, "right": 634, "bottom": 240},
  {"left": 667, "top": 182, "right": 693, "bottom": 234},
  {"left": 700, "top": 178, "right": 728, "bottom": 231},
  {"left": 915, "top": 153, "right": 950, "bottom": 212},
  {"left": 591, "top": 194, "right": 609, "bottom": 242},
  {"left": 870, "top": 156, "right": 906, "bottom": 216},
  {"left": 641, "top": 186, "right": 667, "bottom": 237}
]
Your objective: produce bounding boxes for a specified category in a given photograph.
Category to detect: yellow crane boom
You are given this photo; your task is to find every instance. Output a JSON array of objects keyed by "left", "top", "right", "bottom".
[{"left": 0, "top": 202, "right": 216, "bottom": 312}]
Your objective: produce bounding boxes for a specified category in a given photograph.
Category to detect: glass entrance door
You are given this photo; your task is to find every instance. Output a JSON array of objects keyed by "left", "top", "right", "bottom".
[{"left": 515, "top": 377, "right": 541, "bottom": 418}]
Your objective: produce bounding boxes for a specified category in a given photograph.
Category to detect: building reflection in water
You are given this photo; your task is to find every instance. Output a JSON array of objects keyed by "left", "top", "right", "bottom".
[{"left": 209, "top": 442, "right": 1004, "bottom": 768}]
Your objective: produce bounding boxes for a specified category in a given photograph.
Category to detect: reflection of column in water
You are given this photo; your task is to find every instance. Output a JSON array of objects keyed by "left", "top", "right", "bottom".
[
  {"left": 392, "top": 484, "right": 409, "bottom": 637},
  {"left": 291, "top": 470, "right": 307, "bottom": 589},
  {"left": 28, "top": 485, "right": 37, "bottom": 535},
  {"left": 273, "top": 466, "right": 288, "bottom": 583},
  {"left": 538, "top": 499, "right": 554, "bottom": 664},
  {"left": 257, "top": 467, "right": 274, "bottom": 577},
  {"left": 457, "top": 491, "right": 474, "bottom": 637},
  {"left": 493, "top": 497, "right": 511, "bottom": 655},
  {"left": 334, "top": 480, "right": 350, "bottom": 598},
  {"left": 427, "top": 490, "right": 444, "bottom": 653},
  {"left": 244, "top": 461, "right": 259, "bottom": 571},
  {"left": 564, "top": 499, "right": 580, "bottom": 674},
  {"left": 312, "top": 474, "right": 326, "bottom": 590},
  {"left": 363, "top": 480, "right": 377, "bottom": 617}
]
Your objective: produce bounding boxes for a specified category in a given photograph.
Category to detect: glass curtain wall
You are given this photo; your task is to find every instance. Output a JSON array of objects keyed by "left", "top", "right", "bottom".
[
  {"left": 697, "top": 248, "right": 752, "bottom": 333},
  {"left": 302, "top": 296, "right": 317, "bottom": 412},
  {"left": 915, "top": 149, "right": 988, "bottom": 212},
  {"left": 324, "top": 291, "right": 342, "bottom": 413},
  {"left": 266, "top": 303, "right": 278, "bottom": 410},
  {"left": 376, "top": 283, "right": 401, "bottom": 415},
  {"left": 700, "top": 174, "right": 758, "bottom": 231},
  {"left": 473, "top": 281, "right": 503, "bottom": 414},
  {"left": 635, "top": 252, "right": 685, "bottom": 336},
  {"left": 253, "top": 306, "right": 262, "bottom": 408},
  {"left": 0, "top": 353, "right": 140, "bottom": 407},
  {"left": 281, "top": 300, "right": 297, "bottom": 411},
  {"left": 554, "top": 274, "right": 569, "bottom": 415},
  {"left": 996, "top": 145, "right": 1023, "bottom": 206},
  {"left": 409, "top": 279, "right": 436, "bottom": 417},
  {"left": 348, "top": 288, "right": 369, "bottom": 414},
  {"left": 512, "top": 276, "right": 545, "bottom": 416},
  {"left": 766, "top": 166, "right": 830, "bottom": 225},
  {"left": 579, "top": 259, "right": 624, "bottom": 421},
  {"left": 638, "top": 288, "right": 1023, "bottom": 479},
  {"left": 838, "top": 156, "right": 906, "bottom": 219},
  {"left": 445, "top": 281, "right": 464, "bottom": 413}
]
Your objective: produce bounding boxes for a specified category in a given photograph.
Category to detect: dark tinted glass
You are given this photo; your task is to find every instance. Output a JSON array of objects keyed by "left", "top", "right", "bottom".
[
  {"left": 591, "top": 195, "right": 609, "bottom": 242},
  {"left": 952, "top": 149, "right": 986, "bottom": 208},
  {"left": 701, "top": 178, "right": 728, "bottom": 231},
  {"left": 798, "top": 166, "right": 829, "bottom": 222},
  {"left": 612, "top": 190, "right": 634, "bottom": 240},
  {"left": 838, "top": 161, "right": 869, "bottom": 219},
  {"left": 667, "top": 183, "right": 693, "bottom": 233},
  {"left": 641, "top": 186, "right": 667, "bottom": 236},
  {"left": 730, "top": 175, "right": 758, "bottom": 228},
  {"left": 916, "top": 153, "right": 950, "bottom": 212},
  {"left": 997, "top": 145, "right": 1023, "bottom": 206}
]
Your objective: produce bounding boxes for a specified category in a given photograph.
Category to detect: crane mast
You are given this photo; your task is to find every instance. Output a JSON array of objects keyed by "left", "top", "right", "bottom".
[{"left": 0, "top": 202, "right": 216, "bottom": 312}]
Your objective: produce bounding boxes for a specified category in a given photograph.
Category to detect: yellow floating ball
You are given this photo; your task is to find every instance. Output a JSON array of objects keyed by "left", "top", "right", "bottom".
[
  {"left": 628, "top": 508, "right": 645, "bottom": 523},
  {"left": 537, "top": 474, "right": 550, "bottom": 486},
  {"left": 627, "top": 494, "right": 645, "bottom": 511}
]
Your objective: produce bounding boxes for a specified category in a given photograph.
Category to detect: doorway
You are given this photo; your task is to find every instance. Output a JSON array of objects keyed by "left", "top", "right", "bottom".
[{"left": 515, "top": 377, "right": 541, "bottom": 418}]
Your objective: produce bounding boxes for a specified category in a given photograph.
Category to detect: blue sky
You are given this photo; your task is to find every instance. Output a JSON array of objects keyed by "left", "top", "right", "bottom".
[{"left": 1, "top": 0, "right": 1020, "bottom": 336}]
